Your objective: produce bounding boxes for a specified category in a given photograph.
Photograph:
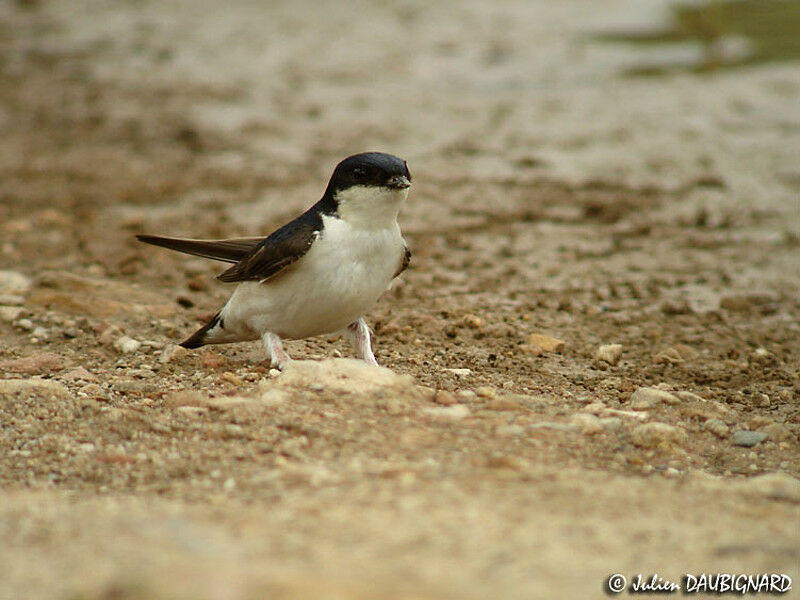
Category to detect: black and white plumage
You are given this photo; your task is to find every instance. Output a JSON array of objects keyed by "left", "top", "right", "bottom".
[{"left": 136, "top": 152, "right": 412, "bottom": 369}]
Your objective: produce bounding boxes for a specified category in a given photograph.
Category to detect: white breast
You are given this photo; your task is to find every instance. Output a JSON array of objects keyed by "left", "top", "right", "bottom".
[{"left": 217, "top": 210, "right": 406, "bottom": 341}]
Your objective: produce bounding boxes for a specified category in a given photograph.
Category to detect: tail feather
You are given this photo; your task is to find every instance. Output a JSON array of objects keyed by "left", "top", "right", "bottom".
[
  {"left": 180, "top": 312, "right": 221, "bottom": 349},
  {"left": 136, "top": 234, "right": 262, "bottom": 264}
]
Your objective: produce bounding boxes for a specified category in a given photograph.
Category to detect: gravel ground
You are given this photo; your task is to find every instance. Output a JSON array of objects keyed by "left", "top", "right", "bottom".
[{"left": 1, "top": 1, "right": 798, "bottom": 598}]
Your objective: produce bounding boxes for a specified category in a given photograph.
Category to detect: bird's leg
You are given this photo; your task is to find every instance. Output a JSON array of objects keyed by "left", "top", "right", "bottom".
[
  {"left": 262, "top": 331, "right": 291, "bottom": 370},
  {"left": 347, "top": 318, "right": 379, "bottom": 366}
]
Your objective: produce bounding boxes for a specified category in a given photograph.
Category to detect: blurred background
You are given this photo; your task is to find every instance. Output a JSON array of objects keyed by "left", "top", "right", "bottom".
[{"left": 1, "top": 1, "right": 798, "bottom": 599}]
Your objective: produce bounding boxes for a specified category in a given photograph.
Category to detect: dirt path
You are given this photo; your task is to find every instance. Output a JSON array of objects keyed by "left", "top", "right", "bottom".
[{"left": 1, "top": 1, "right": 798, "bottom": 598}]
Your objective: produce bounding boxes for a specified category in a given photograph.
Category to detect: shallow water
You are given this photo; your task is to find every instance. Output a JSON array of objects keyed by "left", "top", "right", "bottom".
[{"left": 593, "top": 0, "right": 800, "bottom": 75}]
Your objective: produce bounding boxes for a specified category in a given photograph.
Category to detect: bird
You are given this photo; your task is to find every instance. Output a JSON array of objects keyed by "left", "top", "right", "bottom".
[{"left": 136, "top": 152, "right": 412, "bottom": 370}]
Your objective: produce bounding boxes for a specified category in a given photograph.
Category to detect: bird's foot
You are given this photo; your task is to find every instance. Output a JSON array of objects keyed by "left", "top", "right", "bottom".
[
  {"left": 262, "top": 332, "right": 292, "bottom": 370},
  {"left": 347, "top": 318, "right": 379, "bottom": 367}
]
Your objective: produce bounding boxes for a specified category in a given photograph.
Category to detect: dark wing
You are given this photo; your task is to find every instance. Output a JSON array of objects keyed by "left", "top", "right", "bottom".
[
  {"left": 216, "top": 212, "right": 322, "bottom": 283},
  {"left": 394, "top": 244, "right": 411, "bottom": 278},
  {"left": 136, "top": 235, "right": 263, "bottom": 263}
]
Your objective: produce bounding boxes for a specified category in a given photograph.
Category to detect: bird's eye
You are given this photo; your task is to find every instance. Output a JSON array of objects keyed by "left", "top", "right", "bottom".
[{"left": 353, "top": 167, "right": 367, "bottom": 180}]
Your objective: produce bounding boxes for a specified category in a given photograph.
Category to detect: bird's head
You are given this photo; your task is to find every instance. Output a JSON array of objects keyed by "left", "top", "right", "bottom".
[{"left": 325, "top": 152, "right": 411, "bottom": 227}]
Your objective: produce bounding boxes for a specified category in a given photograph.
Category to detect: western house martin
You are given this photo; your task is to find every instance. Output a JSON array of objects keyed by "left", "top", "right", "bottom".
[{"left": 137, "top": 152, "right": 412, "bottom": 369}]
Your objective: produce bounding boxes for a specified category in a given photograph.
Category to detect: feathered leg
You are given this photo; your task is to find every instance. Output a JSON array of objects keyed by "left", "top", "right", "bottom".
[
  {"left": 347, "top": 318, "right": 378, "bottom": 366},
  {"left": 262, "top": 331, "right": 291, "bottom": 370}
]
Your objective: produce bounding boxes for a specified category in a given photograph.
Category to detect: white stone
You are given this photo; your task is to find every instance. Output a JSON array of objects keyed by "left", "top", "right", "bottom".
[
  {"left": 704, "top": 418, "right": 729, "bottom": 438},
  {"left": 0, "top": 306, "right": 23, "bottom": 322},
  {"left": 630, "top": 387, "right": 680, "bottom": 410},
  {"left": 0, "top": 270, "right": 31, "bottom": 295},
  {"left": 631, "top": 422, "right": 687, "bottom": 448},
  {"left": 114, "top": 336, "right": 141, "bottom": 354},
  {"left": 444, "top": 368, "right": 472, "bottom": 377},
  {"left": 595, "top": 344, "right": 623, "bottom": 365},
  {"left": 16, "top": 318, "right": 34, "bottom": 331}
]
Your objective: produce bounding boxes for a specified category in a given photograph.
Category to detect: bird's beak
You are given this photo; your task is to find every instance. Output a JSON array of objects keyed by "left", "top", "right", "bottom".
[{"left": 386, "top": 175, "right": 411, "bottom": 189}]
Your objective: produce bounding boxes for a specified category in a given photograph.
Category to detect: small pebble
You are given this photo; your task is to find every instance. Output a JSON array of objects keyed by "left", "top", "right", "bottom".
[
  {"left": 79, "top": 383, "right": 107, "bottom": 400},
  {"left": 748, "top": 416, "right": 772, "bottom": 430},
  {"left": 456, "top": 390, "right": 477, "bottom": 402},
  {"left": 484, "top": 323, "right": 515, "bottom": 338},
  {"left": 475, "top": 386, "right": 497, "bottom": 399},
  {"left": 220, "top": 371, "right": 242, "bottom": 386},
  {"left": 445, "top": 368, "right": 472, "bottom": 377},
  {"left": 114, "top": 335, "right": 141, "bottom": 354},
  {"left": 629, "top": 387, "right": 680, "bottom": 410},
  {"left": 98, "top": 325, "right": 124, "bottom": 346},
  {"left": 16, "top": 318, "right": 34, "bottom": 331},
  {"left": 527, "top": 333, "right": 565, "bottom": 353},
  {"left": 631, "top": 423, "right": 687, "bottom": 449},
  {"left": 201, "top": 351, "right": 228, "bottom": 369},
  {"left": 461, "top": 314, "right": 484, "bottom": 329},
  {"left": 656, "top": 344, "right": 697, "bottom": 364},
  {"left": 112, "top": 379, "right": 151, "bottom": 394},
  {"left": 433, "top": 390, "right": 456, "bottom": 405},
  {"left": 704, "top": 418, "right": 729, "bottom": 438},
  {"left": 486, "top": 398, "right": 521, "bottom": 411},
  {"left": 595, "top": 344, "right": 622, "bottom": 365},
  {"left": 660, "top": 298, "right": 692, "bottom": 314},
  {"left": 0, "top": 270, "right": 31, "bottom": 295},
  {"left": 61, "top": 367, "right": 97, "bottom": 382},
  {"left": 731, "top": 430, "right": 767, "bottom": 447},
  {"left": 674, "top": 391, "right": 709, "bottom": 403},
  {"left": 761, "top": 423, "right": 791, "bottom": 442},
  {"left": 127, "top": 368, "right": 156, "bottom": 379},
  {"left": 0, "top": 306, "right": 23, "bottom": 322}
]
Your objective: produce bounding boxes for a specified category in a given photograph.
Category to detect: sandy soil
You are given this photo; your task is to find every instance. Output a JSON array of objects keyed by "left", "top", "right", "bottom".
[{"left": 1, "top": 1, "right": 798, "bottom": 598}]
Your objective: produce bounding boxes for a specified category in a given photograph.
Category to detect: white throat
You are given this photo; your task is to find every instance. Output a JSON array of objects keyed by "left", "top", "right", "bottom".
[{"left": 334, "top": 185, "right": 408, "bottom": 230}]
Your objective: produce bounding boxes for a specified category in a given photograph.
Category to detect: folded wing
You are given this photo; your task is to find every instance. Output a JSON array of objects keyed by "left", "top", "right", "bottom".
[
  {"left": 216, "top": 221, "right": 320, "bottom": 283},
  {"left": 136, "top": 209, "right": 322, "bottom": 284}
]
